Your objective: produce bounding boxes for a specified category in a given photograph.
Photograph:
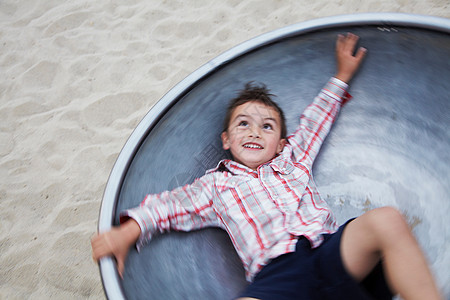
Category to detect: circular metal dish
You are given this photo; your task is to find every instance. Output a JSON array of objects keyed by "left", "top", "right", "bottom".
[{"left": 98, "top": 13, "right": 450, "bottom": 299}]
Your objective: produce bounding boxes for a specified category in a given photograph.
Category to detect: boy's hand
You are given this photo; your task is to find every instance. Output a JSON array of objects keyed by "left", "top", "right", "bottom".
[
  {"left": 91, "top": 219, "right": 141, "bottom": 278},
  {"left": 335, "top": 33, "right": 367, "bottom": 83}
]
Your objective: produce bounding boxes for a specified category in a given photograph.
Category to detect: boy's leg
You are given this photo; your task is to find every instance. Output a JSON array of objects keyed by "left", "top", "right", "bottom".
[{"left": 340, "top": 206, "right": 442, "bottom": 300}]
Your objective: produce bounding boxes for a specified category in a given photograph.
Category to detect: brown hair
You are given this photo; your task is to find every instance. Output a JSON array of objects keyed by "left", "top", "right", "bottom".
[{"left": 222, "top": 82, "right": 287, "bottom": 139}]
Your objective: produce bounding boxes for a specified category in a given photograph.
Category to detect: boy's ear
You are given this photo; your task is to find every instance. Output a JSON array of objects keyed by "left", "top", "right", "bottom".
[
  {"left": 221, "top": 131, "right": 230, "bottom": 150},
  {"left": 277, "top": 138, "right": 286, "bottom": 153}
]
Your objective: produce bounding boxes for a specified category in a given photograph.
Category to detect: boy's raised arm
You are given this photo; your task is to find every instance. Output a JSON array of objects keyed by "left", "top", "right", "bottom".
[{"left": 289, "top": 33, "right": 366, "bottom": 164}]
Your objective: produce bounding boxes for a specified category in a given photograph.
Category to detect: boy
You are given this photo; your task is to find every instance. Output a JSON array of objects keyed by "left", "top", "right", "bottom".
[{"left": 92, "top": 33, "right": 442, "bottom": 299}]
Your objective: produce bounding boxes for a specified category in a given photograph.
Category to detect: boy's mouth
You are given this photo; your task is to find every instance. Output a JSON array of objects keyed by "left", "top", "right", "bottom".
[{"left": 243, "top": 142, "right": 263, "bottom": 149}]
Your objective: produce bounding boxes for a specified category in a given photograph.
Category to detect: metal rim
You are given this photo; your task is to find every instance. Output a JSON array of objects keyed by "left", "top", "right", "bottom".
[{"left": 97, "top": 13, "right": 450, "bottom": 300}]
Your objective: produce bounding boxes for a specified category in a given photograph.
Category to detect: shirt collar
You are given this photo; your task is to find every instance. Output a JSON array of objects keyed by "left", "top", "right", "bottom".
[
  {"left": 268, "top": 143, "right": 295, "bottom": 175},
  {"left": 206, "top": 159, "right": 256, "bottom": 176}
]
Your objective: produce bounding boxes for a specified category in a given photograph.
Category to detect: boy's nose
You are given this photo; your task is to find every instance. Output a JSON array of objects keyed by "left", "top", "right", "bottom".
[{"left": 249, "top": 126, "right": 261, "bottom": 138}]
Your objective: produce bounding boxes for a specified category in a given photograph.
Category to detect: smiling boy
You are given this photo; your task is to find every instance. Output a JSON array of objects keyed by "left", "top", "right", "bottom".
[{"left": 92, "top": 34, "right": 442, "bottom": 299}]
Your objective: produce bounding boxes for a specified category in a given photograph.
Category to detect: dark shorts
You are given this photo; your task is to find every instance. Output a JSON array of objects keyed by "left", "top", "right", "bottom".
[{"left": 240, "top": 220, "right": 393, "bottom": 300}]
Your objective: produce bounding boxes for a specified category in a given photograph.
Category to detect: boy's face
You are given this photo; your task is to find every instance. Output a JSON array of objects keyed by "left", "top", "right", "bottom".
[{"left": 221, "top": 101, "right": 286, "bottom": 170}]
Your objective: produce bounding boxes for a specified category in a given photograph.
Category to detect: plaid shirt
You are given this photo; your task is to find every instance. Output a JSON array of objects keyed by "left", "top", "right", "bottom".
[{"left": 122, "top": 77, "right": 349, "bottom": 281}]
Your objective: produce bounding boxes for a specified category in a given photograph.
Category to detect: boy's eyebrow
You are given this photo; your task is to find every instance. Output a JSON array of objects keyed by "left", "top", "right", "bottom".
[{"left": 234, "top": 114, "right": 278, "bottom": 123}]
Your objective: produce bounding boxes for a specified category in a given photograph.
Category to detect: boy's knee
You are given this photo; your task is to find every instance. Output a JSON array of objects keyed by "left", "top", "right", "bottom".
[
  {"left": 373, "top": 206, "right": 404, "bottom": 222},
  {"left": 366, "top": 206, "right": 410, "bottom": 238}
]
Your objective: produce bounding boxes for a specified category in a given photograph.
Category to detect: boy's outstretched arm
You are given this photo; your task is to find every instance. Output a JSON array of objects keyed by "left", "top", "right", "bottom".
[
  {"left": 91, "top": 175, "right": 218, "bottom": 277},
  {"left": 91, "top": 219, "right": 141, "bottom": 277},
  {"left": 335, "top": 33, "right": 367, "bottom": 83}
]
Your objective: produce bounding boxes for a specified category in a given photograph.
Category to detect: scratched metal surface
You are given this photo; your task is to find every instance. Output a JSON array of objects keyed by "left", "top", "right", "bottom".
[{"left": 105, "top": 25, "right": 449, "bottom": 299}]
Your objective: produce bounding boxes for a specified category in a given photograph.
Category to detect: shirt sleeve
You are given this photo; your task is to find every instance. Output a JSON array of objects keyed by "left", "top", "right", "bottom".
[
  {"left": 120, "top": 173, "right": 220, "bottom": 251},
  {"left": 288, "top": 77, "right": 350, "bottom": 166}
]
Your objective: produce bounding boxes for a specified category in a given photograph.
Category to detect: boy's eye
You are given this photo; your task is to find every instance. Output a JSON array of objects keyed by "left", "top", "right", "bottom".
[
  {"left": 238, "top": 121, "right": 248, "bottom": 127},
  {"left": 263, "top": 123, "right": 273, "bottom": 130}
]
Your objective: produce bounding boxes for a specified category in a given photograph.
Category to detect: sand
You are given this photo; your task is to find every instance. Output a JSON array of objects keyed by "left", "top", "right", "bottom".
[{"left": 0, "top": 0, "right": 448, "bottom": 299}]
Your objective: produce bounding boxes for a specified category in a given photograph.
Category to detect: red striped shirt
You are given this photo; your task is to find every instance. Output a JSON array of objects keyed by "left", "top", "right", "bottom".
[{"left": 122, "top": 77, "right": 348, "bottom": 281}]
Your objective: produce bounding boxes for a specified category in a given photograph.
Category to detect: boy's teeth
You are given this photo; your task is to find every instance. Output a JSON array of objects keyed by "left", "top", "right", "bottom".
[{"left": 244, "top": 144, "right": 262, "bottom": 149}]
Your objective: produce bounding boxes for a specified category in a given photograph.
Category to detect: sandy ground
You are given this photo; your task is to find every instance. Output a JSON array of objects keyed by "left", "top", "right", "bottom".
[{"left": 0, "top": 1, "right": 449, "bottom": 299}]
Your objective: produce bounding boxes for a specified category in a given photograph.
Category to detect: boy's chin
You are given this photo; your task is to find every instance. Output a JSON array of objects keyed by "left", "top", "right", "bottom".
[
  {"left": 234, "top": 158, "right": 258, "bottom": 170},
  {"left": 241, "top": 159, "right": 267, "bottom": 170},
  {"left": 232, "top": 153, "right": 272, "bottom": 169}
]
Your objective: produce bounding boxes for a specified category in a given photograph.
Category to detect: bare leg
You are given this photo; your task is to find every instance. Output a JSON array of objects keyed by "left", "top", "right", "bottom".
[{"left": 341, "top": 207, "right": 442, "bottom": 300}]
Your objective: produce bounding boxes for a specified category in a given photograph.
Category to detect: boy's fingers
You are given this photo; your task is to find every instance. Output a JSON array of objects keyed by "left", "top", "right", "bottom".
[
  {"left": 336, "top": 34, "right": 344, "bottom": 51},
  {"left": 91, "top": 234, "right": 100, "bottom": 261},
  {"left": 355, "top": 47, "right": 367, "bottom": 61},
  {"left": 91, "top": 233, "right": 111, "bottom": 261},
  {"left": 117, "top": 257, "right": 125, "bottom": 279},
  {"left": 336, "top": 33, "right": 362, "bottom": 58},
  {"left": 344, "top": 33, "right": 359, "bottom": 53},
  {"left": 91, "top": 242, "right": 106, "bottom": 261},
  {"left": 92, "top": 241, "right": 110, "bottom": 260}
]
